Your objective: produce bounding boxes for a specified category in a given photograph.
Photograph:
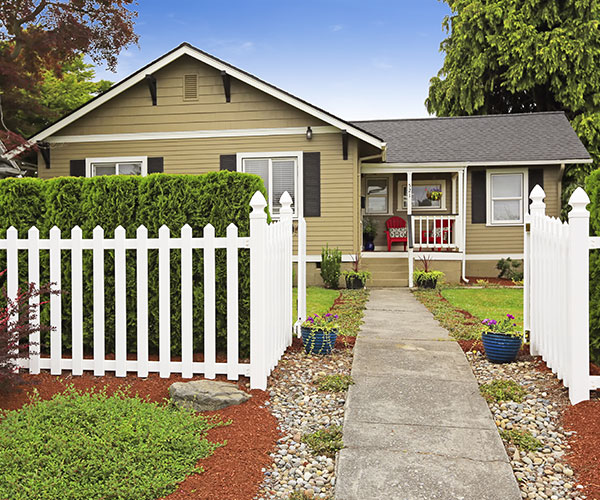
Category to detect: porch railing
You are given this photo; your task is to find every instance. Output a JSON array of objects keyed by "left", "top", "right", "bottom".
[{"left": 411, "top": 214, "right": 460, "bottom": 251}]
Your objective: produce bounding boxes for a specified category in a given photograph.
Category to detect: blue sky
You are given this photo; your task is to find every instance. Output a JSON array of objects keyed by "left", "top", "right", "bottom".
[{"left": 92, "top": 0, "right": 452, "bottom": 120}]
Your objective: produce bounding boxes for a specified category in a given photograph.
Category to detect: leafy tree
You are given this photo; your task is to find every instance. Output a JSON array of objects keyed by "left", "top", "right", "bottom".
[
  {"left": 0, "top": 0, "right": 138, "bottom": 148},
  {"left": 426, "top": 0, "right": 600, "bottom": 208},
  {"left": 8, "top": 55, "right": 112, "bottom": 139}
]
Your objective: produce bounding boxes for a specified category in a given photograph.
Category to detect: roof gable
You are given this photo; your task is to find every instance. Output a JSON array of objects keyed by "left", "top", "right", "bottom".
[{"left": 17, "top": 42, "right": 385, "bottom": 153}]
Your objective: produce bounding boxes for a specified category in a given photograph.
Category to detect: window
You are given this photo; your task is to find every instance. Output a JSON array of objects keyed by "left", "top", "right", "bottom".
[
  {"left": 85, "top": 157, "right": 148, "bottom": 177},
  {"left": 487, "top": 169, "right": 527, "bottom": 225},
  {"left": 240, "top": 154, "right": 298, "bottom": 217},
  {"left": 365, "top": 177, "right": 390, "bottom": 214},
  {"left": 398, "top": 180, "right": 446, "bottom": 210}
]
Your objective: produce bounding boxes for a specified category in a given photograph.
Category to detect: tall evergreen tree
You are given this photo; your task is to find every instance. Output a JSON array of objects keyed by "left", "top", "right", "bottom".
[{"left": 426, "top": 0, "right": 600, "bottom": 207}]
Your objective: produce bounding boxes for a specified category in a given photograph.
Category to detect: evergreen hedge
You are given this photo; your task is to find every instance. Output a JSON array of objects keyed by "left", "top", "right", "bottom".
[
  {"left": 585, "top": 170, "right": 600, "bottom": 364},
  {"left": 0, "top": 171, "right": 267, "bottom": 358}
]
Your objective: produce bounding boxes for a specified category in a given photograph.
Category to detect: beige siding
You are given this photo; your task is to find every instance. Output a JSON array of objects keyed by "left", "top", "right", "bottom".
[
  {"left": 40, "top": 133, "right": 359, "bottom": 256},
  {"left": 465, "top": 165, "right": 561, "bottom": 254},
  {"left": 58, "top": 55, "right": 328, "bottom": 136}
]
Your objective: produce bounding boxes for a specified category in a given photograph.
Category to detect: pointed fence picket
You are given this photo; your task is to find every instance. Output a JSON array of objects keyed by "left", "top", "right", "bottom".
[
  {"left": 6, "top": 191, "right": 295, "bottom": 389},
  {"left": 525, "top": 186, "right": 600, "bottom": 404}
]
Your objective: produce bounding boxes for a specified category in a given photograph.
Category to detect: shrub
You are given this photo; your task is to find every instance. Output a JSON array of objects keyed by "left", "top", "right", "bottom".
[
  {"left": 0, "top": 279, "right": 58, "bottom": 392},
  {"left": 302, "top": 426, "right": 344, "bottom": 458},
  {"left": 479, "top": 379, "right": 527, "bottom": 403},
  {"left": 0, "top": 171, "right": 267, "bottom": 357},
  {"left": 586, "top": 170, "right": 600, "bottom": 364},
  {"left": 0, "top": 387, "right": 224, "bottom": 500},
  {"left": 321, "top": 245, "right": 342, "bottom": 289},
  {"left": 315, "top": 374, "right": 354, "bottom": 392},
  {"left": 496, "top": 258, "right": 523, "bottom": 281},
  {"left": 500, "top": 429, "right": 542, "bottom": 452}
]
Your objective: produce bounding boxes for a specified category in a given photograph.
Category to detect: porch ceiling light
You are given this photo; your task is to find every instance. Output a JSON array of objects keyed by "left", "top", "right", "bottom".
[{"left": 306, "top": 126, "right": 313, "bottom": 140}]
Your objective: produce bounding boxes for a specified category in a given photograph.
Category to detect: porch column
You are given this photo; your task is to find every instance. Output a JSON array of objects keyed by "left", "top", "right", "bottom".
[
  {"left": 456, "top": 170, "right": 464, "bottom": 251},
  {"left": 407, "top": 172, "right": 414, "bottom": 288}
]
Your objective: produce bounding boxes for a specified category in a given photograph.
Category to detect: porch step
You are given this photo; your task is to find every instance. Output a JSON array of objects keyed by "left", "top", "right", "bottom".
[
  {"left": 368, "top": 278, "right": 409, "bottom": 288},
  {"left": 362, "top": 257, "right": 409, "bottom": 288}
]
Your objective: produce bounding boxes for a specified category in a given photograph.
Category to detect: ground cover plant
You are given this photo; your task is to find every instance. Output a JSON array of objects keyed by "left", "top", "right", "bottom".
[
  {"left": 412, "top": 289, "right": 481, "bottom": 340},
  {"left": 479, "top": 379, "right": 527, "bottom": 404},
  {"left": 315, "top": 374, "right": 354, "bottom": 392},
  {"left": 0, "top": 386, "right": 224, "bottom": 500},
  {"left": 441, "top": 288, "right": 523, "bottom": 330},
  {"left": 292, "top": 287, "right": 339, "bottom": 324},
  {"left": 500, "top": 429, "right": 542, "bottom": 453},
  {"left": 330, "top": 289, "right": 369, "bottom": 337},
  {"left": 302, "top": 426, "right": 344, "bottom": 458}
]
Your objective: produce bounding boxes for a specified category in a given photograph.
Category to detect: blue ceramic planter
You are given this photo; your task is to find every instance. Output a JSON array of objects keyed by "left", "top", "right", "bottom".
[
  {"left": 301, "top": 327, "right": 338, "bottom": 355},
  {"left": 481, "top": 332, "right": 522, "bottom": 363}
]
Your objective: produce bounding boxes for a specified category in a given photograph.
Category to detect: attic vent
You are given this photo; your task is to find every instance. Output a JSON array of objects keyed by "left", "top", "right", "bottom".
[{"left": 183, "top": 74, "right": 198, "bottom": 100}]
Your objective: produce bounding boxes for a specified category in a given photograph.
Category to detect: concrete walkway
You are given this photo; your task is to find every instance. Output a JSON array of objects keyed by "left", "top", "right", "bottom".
[{"left": 335, "top": 289, "right": 521, "bottom": 500}]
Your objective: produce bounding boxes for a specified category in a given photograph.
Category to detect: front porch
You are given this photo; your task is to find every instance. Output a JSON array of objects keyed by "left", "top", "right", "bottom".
[{"left": 360, "top": 165, "right": 468, "bottom": 285}]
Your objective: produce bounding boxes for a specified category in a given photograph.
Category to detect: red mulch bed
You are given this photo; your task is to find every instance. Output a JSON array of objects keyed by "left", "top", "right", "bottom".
[
  {"left": 466, "top": 276, "right": 519, "bottom": 286},
  {"left": 0, "top": 372, "right": 279, "bottom": 500},
  {"left": 563, "top": 399, "right": 600, "bottom": 500}
]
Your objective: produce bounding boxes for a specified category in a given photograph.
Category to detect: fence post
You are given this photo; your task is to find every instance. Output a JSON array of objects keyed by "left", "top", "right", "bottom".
[
  {"left": 567, "top": 187, "right": 591, "bottom": 404},
  {"left": 297, "top": 217, "right": 307, "bottom": 336},
  {"left": 527, "top": 185, "right": 546, "bottom": 356},
  {"left": 279, "top": 192, "right": 294, "bottom": 347},
  {"left": 249, "top": 191, "right": 268, "bottom": 390}
]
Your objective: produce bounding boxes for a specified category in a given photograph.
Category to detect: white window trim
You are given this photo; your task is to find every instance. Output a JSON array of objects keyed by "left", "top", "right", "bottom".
[
  {"left": 364, "top": 175, "right": 393, "bottom": 215},
  {"left": 236, "top": 151, "right": 303, "bottom": 219},
  {"left": 397, "top": 179, "right": 447, "bottom": 211},
  {"left": 486, "top": 168, "right": 529, "bottom": 226},
  {"left": 85, "top": 156, "right": 148, "bottom": 177}
]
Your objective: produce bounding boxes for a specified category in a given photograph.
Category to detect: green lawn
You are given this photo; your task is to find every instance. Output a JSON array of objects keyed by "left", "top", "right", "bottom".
[
  {"left": 441, "top": 288, "right": 524, "bottom": 329},
  {"left": 293, "top": 286, "right": 340, "bottom": 322}
]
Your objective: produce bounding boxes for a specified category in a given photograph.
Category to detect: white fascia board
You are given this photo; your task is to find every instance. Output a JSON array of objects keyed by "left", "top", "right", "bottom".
[
  {"left": 21, "top": 45, "right": 385, "bottom": 152},
  {"left": 46, "top": 126, "right": 340, "bottom": 144},
  {"left": 362, "top": 164, "right": 467, "bottom": 174},
  {"left": 362, "top": 158, "right": 592, "bottom": 173}
]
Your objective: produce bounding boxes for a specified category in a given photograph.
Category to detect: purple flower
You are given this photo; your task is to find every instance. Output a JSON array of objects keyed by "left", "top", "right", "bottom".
[
  {"left": 513, "top": 323, "right": 517, "bottom": 327},
  {"left": 334, "top": 315, "right": 339, "bottom": 319},
  {"left": 507, "top": 314, "right": 515, "bottom": 320}
]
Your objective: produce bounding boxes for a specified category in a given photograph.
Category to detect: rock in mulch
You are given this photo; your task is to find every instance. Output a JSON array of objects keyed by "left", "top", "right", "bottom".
[
  {"left": 255, "top": 338, "right": 354, "bottom": 499},
  {"left": 169, "top": 380, "right": 251, "bottom": 412},
  {"left": 467, "top": 351, "right": 588, "bottom": 500}
]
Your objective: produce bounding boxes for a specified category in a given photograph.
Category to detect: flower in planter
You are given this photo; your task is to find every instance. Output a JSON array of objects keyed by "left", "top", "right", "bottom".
[
  {"left": 301, "top": 313, "right": 340, "bottom": 355},
  {"left": 426, "top": 188, "right": 443, "bottom": 201},
  {"left": 482, "top": 314, "right": 522, "bottom": 337}
]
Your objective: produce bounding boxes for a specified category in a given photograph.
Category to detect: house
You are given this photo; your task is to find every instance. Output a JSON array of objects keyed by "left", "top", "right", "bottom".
[{"left": 4, "top": 42, "right": 591, "bottom": 286}]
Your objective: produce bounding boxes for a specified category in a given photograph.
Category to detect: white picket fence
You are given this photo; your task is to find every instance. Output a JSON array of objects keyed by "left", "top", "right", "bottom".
[
  {"left": 6, "top": 190, "right": 294, "bottom": 390},
  {"left": 525, "top": 185, "right": 600, "bottom": 404}
]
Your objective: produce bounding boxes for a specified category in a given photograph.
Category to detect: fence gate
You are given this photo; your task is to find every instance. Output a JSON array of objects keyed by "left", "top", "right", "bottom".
[
  {"left": 525, "top": 185, "right": 600, "bottom": 404},
  {"left": 6, "top": 191, "right": 294, "bottom": 390}
]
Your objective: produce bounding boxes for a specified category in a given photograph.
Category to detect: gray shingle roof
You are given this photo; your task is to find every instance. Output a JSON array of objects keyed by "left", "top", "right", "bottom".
[{"left": 352, "top": 112, "right": 591, "bottom": 164}]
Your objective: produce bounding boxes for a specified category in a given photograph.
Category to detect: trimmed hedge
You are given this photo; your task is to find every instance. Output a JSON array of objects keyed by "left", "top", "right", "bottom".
[
  {"left": 0, "top": 172, "right": 267, "bottom": 358},
  {"left": 585, "top": 170, "right": 600, "bottom": 364}
]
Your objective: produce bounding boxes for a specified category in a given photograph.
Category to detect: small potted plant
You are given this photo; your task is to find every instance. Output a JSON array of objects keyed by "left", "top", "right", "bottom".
[
  {"left": 363, "top": 218, "right": 377, "bottom": 251},
  {"left": 342, "top": 255, "right": 371, "bottom": 289},
  {"left": 412, "top": 255, "right": 444, "bottom": 289},
  {"left": 481, "top": 314, "right": 523, "bottom": 363},
  {"left": 301, "top": 313, "right": 339, "bottom": 355}
]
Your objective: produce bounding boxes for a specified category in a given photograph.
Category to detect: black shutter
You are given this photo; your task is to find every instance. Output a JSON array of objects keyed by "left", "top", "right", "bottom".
[
  {"left": 220, "top": 154, "right": 236, "bottom": 171},
  {"left": 471, "top": 170, "right": 486, "bottom": 224},
  {"left": 528, "top": 168, "right": 544, "bottom": 206},
  {"left": 303, "top": 152, "right": 321, "bottom": 217},
  {"left": 70, "top": 159, "right": 85, "bottom": 177},
  {"left": 148, "top": 157, "right": 164, "bottom": 174}
]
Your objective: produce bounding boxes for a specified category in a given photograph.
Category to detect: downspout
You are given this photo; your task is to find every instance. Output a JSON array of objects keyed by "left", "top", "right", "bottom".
[
  {"left": 461, "top": 165, "right": 469, "bottom": 283},
  {"left": 558, "top": 163, "right": 565, "bottom": 213}
]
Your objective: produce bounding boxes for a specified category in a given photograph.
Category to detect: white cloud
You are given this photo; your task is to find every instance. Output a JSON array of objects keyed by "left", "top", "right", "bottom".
[
  {"left": 331, "top": 24, "right": 343, "bottom": 32},
  {"left": 372, "top": 57, "right": 393, "bottom": 70}
]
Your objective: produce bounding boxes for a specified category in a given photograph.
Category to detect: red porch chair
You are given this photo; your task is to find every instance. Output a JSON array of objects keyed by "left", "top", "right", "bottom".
[
  {"left": 385, "top": 216, "right": 408, "bottom": 251},
  {"left": 420, "top": 219, "right": 454, "bottom": 251}
]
